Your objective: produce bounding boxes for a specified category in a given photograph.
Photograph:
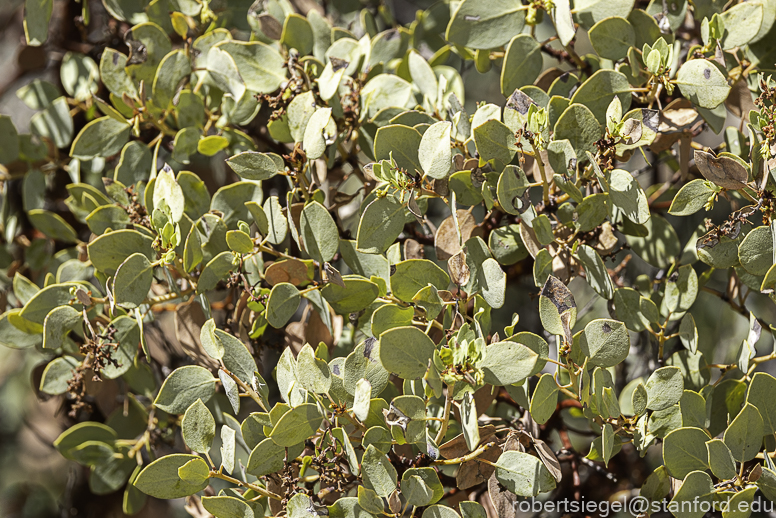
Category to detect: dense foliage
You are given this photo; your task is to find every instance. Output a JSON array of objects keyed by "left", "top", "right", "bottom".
[{"left": 5, "top": 0, "right": 776, "bottom": 516}]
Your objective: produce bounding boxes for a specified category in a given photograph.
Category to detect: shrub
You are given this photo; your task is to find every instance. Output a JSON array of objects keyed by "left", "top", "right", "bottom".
[{"left": 3, "top": 0, "right": 776, "bottom": 516}]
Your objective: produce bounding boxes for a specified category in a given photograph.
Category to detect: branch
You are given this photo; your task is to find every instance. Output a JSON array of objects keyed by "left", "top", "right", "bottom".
[{"left": 431, "top": 441, "right": 498, "bottom": 465}]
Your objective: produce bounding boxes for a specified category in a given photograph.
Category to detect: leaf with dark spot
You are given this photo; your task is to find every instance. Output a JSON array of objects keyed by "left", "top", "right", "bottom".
[
  {"left": 506, "top": 88, "right": 537, "bottom": 116},
  {"left": 330, "top": 57, "right": 349, "bottom": 71},
  {"left": 363, "top": 337, "right": 376, "bottom": 358},
  {"left": 641, "top": 109, "right": 660, "bottom": 133},
  {"left": 541, "top": 276, "right": 576, "bottom": 314}
]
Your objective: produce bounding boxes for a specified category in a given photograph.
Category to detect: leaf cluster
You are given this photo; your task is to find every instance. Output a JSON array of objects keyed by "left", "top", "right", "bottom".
[{"left": 5, "top": 0, "right": 776, "bottom": 517}]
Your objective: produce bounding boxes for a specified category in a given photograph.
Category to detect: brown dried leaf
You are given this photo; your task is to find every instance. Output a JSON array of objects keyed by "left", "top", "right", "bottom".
[
  {"left": 433, "top": 176, "right": 450, "bottom": 196},
  {"left": 388, "top": 491, "right": 402, "bottom": 514},
  {"left": 323, "top": 262, "right": 346, "bottom": 288},
  {"left": 75, "top": 288, "right": 91, "bottom": 306},
  {"left": 453, "top": 154, "right": 465, "bottom": 171},
  {"left": 305, "top": 308, "right": 335, "bottom": 349},
  {"left": 284, "top": 321, "right": 306, "bottom": 354},
  {"left": 174, "top": 297, "right": 218, "bottom": 367},
  {"left": 658, "top": 99, "right": 700, "bottom": 132},
  {"left": 256, "top": 13, "right": 283, "bottom": 40},
  {"left": 503, "top": 432, "right": 526, "bottom": 452},
  {"left": 533, "top": 438, "right": 562, "bottom": 482},
  {"left": 440, "top": 425, "right": 497, "bottom": 459},
  {"left": 694, "top": 150, "right": 748, "bottom": 190},
  {"left": 408, "top": 189, "right": 423, "bottom": 221},
  {"left": 748, "top": 463, "right": 763, "bottom": 483},
  {"left": 463, "top": 158, "right": 478, "bottom": 171},
  {"left": 595, "top": 221, "right": 619, "bottom": 254},
  {"left": 725, "top": 79, "right": 757, "bottom": 118},
  {"left": 649, "top": 132, "right": 684, "bottom": 154},
  {"left": 488, "top": 471, "right": 518, "bottom": 518},
  {"left": 434, "top": 209, "right": 478, "bottom": 261},
  {"left": 448, "top": 248, "right": 471, "bottom": 286},
  {"left": 267, "top": 475, "right": 284, "bottom": 516},
  {"left": 620, "top": 118, "right": 642, "bottom": 145},
  {"left": 403, "top": 238, "right": 423, "bottom": 260},
  {"left": 535, "top": 67, "right": 566, "bottom": 91},
  {"left": 264, "top": 258, "right": 313, "bottom": 286},
  {"left": 519, "top": 221, "right": 542, "bottom": 258},
  {"left": 456, "top": 444, "right": 500, "bottom": 489}
]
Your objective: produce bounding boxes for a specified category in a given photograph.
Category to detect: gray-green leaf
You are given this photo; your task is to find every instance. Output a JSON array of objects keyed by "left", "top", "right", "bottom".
[
  {"left": 153, "top": 365, "right": 217, "bottom": 414},
  {"left": 181, "top": 399, "right": 215, "bottom": 454}
]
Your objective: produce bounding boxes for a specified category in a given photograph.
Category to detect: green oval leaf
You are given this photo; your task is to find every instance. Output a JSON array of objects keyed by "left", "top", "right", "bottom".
[
  {"left": 134, "top": 454, "right": 210, "bottom": 499},
  {"left": 153, "top": 365, "right": 217, "bottom": 414},
  {"left": 379, "top": 326, "right": 436, "bottom": 379}
]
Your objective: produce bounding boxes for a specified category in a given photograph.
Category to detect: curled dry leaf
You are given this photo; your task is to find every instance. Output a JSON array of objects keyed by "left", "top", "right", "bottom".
[
  {"left": 541, "top": 276, "right": 576, "bottom": 314},
  {"left": 694, "top": 150, "right": 748, "bottom": 190},
  {"left": 453, "top": 154, "right": 465, "bottom": 171},
  {"left": 541, "top": 275, "right": 576, "bottom": 345},
  {"left": 519, "top": 221, "right": 542, "bottom": 258},
  {"left": 725, "top": 79, "right": 757, "bottom": 118},
  {"left": 383, "top": 403, "right": 410, "bottom": 432},
  {"left": 748, "top": 463, "right": 763, "bottom": 483},
  {"left": 658, "top": 99, "right": 701, "bottom": 132},
  {"left": 323, "top": 262, "right": 346, "bottom": 288},
  {"left": 595, "top": 221, "right": 619, "bottom": 254},
  {"left": 448, "top": 248, "right": 471, "bottom": 286},
  {"left": 619, "top": 118, "right": 642, "bottom": 145},
  {"left": 256, "top": 14, "right": 283, "bottom": 40},
  {"left": 305, "top": 308, "right": 336, "bottom": 348},
  {"left": 533, "top": 438, "right": 562, "bottom": 482},
  {"left": 651, "top": 99, "right": 701, "bottom": 154},
  {"left": 388, "top": 491, "right": 402, "bottom": 513},
  {"left": 407, "top": 189, "right": 423, "bottom": 222},
  {"left": 403, "top": 238, "right": 423, "bottom": 260},
  {"left": 437, "top": 289, "right": 455, "bottom": 302}
]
